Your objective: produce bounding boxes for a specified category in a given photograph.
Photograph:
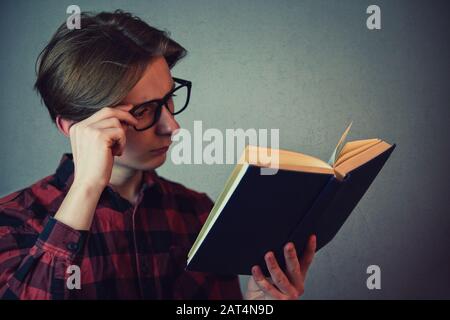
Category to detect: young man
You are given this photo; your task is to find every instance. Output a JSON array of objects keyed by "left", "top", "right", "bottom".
[{"left": 0, "top": 10, "right": 316, "bottom": 299}]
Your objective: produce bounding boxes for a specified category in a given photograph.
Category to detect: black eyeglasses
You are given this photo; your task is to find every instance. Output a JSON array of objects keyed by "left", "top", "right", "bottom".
[{"left": 129, "top": 77, "right": 192, "bottom": 131}]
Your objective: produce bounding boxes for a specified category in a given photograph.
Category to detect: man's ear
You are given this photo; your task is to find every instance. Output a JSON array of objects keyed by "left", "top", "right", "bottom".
[{"left": 56, "top": 115, "right": 75, "bottom": 137}]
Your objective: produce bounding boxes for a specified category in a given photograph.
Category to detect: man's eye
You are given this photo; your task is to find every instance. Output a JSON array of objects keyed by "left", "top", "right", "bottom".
[
  {"left": 135, "top": 105, "right": 157, "bottom": 117},
  {"left": 135, "top": 110, "right": 146, "bottom": 117}
]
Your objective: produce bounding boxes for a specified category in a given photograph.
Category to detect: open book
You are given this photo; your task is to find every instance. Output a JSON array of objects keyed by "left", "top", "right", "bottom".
[{"left": 187, "top": 123, "right": 396, "bottom": 275}]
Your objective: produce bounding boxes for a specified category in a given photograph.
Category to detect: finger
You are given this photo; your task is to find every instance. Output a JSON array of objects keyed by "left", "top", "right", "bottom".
[
  {"left": 265, "top": 251, "right": 299, "bottom": 298},
  {"left": 251, "top": 265, "right": 286, "bottom": 300},
  {"left": 90, "top": 117, "right": 131, "bottom": 131},
  {"left": 99, "top": 127, "right": 127, "bottom": 156},
  {"left": 115, "top": 104, "right": 135, "bottom": 112},
  {"left": 83, "top": 106, "right": 138, "bottom": 127},
  {"left": 300, "top": 235, "right": 317, "bottom": 278},
  {"left": 284, "top": 242, "right": 303, "bottom": 290}
]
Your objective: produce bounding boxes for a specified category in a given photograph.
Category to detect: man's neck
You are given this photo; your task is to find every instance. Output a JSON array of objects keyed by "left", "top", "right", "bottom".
[{"left": 109, "top": 165, "right": 143, "bottom": 205}]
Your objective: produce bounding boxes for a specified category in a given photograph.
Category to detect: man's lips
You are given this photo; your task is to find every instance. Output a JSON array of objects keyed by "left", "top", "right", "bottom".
[{"left": 150, "top": 146, "right": 170, "bottom": 153}]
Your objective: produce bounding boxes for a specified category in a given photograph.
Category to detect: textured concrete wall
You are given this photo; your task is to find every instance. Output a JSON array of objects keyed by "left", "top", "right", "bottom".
[{"left": 1, "top": 0, "right": 449, "bottom": 298}]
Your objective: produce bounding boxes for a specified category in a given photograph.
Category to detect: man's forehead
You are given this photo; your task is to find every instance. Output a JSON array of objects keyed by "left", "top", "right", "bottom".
[{"left": 123, "top": 57, "right": 173, "bottom": 104}]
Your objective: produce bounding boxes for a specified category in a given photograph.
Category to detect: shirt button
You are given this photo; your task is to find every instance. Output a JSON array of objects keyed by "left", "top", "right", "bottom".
[{"left": 67, "top": 242, "right": 79, "bottom": 252}]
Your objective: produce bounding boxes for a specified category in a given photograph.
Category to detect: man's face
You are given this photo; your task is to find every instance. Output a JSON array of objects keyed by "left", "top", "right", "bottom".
[{"left": 115, "top": 56, "right": 180, "bottom": 171}]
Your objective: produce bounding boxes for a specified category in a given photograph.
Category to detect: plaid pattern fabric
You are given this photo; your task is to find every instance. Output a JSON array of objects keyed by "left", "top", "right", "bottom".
[{"left": 0, "top": 154, "right": 242, "bottom": 300}]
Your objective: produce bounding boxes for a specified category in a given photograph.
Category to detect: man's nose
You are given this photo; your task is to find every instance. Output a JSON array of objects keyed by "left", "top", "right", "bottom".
[{"left": 155, "top": 106, "right": 180, "bottom": 136}]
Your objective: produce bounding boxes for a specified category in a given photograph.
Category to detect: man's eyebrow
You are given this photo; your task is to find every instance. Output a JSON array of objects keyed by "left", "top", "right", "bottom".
[{"left": 137, "top": 81, "right": 175, "bottom": 105}]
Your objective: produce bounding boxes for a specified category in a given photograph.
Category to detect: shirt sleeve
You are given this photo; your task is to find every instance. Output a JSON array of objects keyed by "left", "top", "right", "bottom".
[{"left": 0, "top": 211, "right": 88, "bottom": 300}]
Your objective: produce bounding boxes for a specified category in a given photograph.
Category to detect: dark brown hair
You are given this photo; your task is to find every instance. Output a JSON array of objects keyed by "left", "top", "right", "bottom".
[{"left": 34, "top": 10, "right": 187, "bottom": 123}]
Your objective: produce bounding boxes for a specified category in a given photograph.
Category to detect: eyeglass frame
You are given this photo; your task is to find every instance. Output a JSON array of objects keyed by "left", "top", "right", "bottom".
[{"left": 128, "top": 77, "right": 192, "bottom": 131}]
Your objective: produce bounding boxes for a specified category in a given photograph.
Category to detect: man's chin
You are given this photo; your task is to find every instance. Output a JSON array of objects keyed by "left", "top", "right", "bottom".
[
  {"left": 140, "top": 153, "right": 167, "bottom": 171},
  {"left": 114, "top": 153, "right": 167, "bottom": 171}
]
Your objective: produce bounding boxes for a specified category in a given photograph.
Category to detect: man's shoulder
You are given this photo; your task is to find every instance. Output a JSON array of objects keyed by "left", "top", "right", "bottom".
[
  {"left": 0, "top": 185, "right": 33, "bottom": 211},
  {"left": 0, "top": 174, "right": 61, "bottom": 223},
  {"left": 0, "top": 189, "right": 23, "bottom": 206},
  {"left": 0, "top": 186, "right": 35, "bottom": 229}
]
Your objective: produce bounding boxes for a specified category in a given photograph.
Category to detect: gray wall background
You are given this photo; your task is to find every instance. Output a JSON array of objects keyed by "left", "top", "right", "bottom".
[{"left": 1, "top": 0, "right": 449, "bottom": 299}]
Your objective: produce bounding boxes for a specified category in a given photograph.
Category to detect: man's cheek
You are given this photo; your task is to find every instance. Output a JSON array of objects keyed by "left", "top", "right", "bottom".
[{"left": 125, "top": 140, "right": 148, "bottom": 158}]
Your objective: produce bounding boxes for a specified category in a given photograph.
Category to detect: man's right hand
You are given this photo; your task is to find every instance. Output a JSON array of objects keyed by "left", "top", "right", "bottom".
[
  {"left": 54, "top": 106, "right": 138, "bottom": 231},
  {"left": 68, "top": 106, "right": 139, "bottom": 190}
]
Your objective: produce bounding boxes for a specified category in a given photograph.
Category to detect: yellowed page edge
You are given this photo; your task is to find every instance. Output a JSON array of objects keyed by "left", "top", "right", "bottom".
[
  {"left": 246, "top": 145, "right": 332, "bottom": 170},
  {"left": 334, "top": 139, "right": 382, "bottom": 167},
  {"left": 338, "top": 138, "right": 381, "bottom": 158},
  {"left": 334, "top": 141, "right": 392, "bottom": 178}
]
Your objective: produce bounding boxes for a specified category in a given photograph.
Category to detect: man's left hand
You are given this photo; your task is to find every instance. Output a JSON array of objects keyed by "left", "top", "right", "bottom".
[{"left": 245, "top": 235, "right": 317, "bottom": 300}]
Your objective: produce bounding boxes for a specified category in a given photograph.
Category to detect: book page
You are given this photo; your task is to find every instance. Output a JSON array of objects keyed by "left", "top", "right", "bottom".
[
  {"left": 334, "top": 139, "right": 381, "bottom": 167},
  {"left": 328, "top": 122, "right": 353, "bottom": 166},
  {"left": 246, "top": 145, "right": 331, "bottom": 169},
  {"left": 334, "top": 140, "right": 392, "bottom": 178},
  {"left": 245, "top": 145, "right": 334, "bottom": 175},
  {"left": 338, "top": 138, "right": 381, "bottom": 158}
]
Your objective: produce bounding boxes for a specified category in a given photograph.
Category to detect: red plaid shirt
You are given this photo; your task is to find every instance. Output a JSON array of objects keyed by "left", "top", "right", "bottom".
[{"left": 0, "top": 154, "right": 242, "bottom": 300}]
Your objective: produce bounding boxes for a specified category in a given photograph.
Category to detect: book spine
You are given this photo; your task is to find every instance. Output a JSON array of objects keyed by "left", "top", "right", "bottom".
[
  {"left": 288, "top": 174, "right": 347, "bottom": 252},
  {"left": 257, "top": 175, "right": 346, "bottom": 277},
  {"left": 311, "top": 144, "right": 396, "bottom": 250}
]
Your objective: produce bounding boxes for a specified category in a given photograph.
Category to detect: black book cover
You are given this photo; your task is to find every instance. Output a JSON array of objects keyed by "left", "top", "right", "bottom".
[{"left": 187, "top": 144, "right": 396, "bottom": 275}]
